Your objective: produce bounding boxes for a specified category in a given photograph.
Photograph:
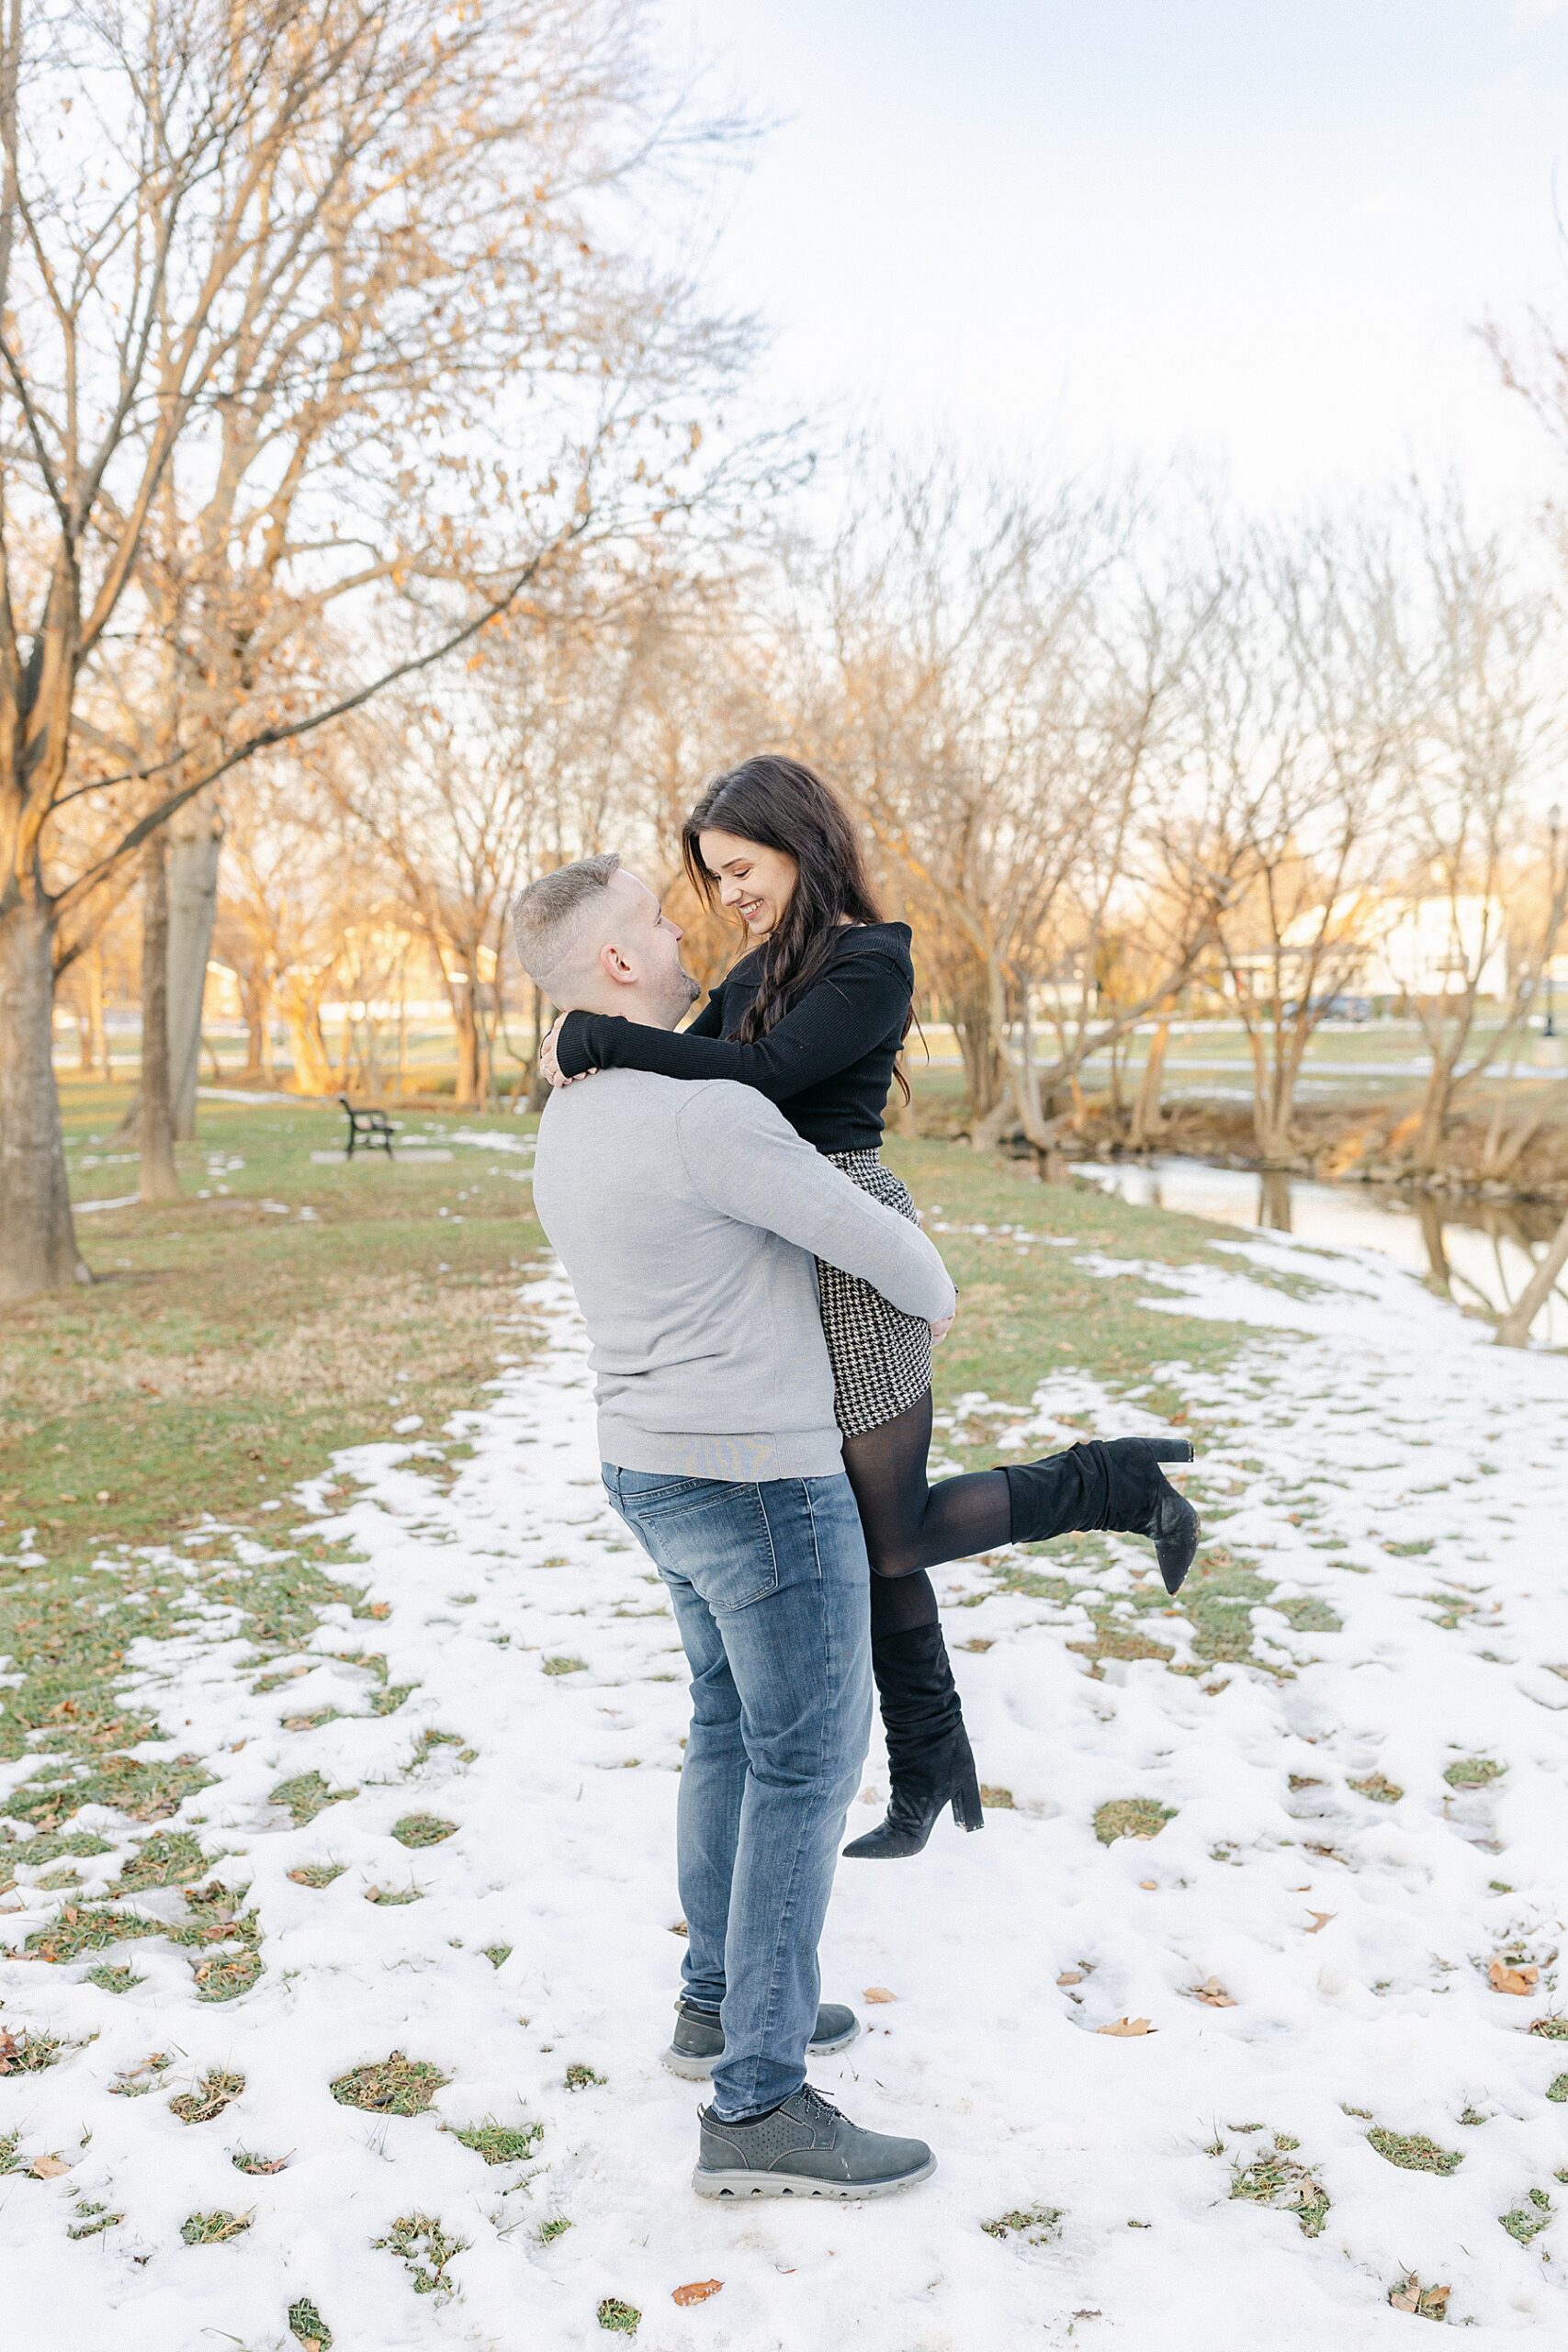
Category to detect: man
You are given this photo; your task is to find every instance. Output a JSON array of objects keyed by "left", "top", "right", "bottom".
[{"left": 513, "top": 853, "right": 956, "bottom": 2200}]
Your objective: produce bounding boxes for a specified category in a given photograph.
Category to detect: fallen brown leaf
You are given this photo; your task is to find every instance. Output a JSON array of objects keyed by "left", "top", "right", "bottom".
[
  {"left": 1305, "top": 1911, "right": 1335, "bottom": 1935},
  {"left": 672, "top": 2280, "right": 723, "bottom": 2308},
  {"left": 1097, "top": 2017, "right": 1155, "bottom": 2037},
  {"left": 863, "top": 1986, "right": 897, "bottom": 2005},
  {"left": 1138, "top": 1879, "right": 1158, "bottom": 1891},
  {"left": 1390, "top": 2278, "right": 1450, "bottom": 2319},
  {"left": 1056, "top": 1970, "right": 1084, "bottom": 1986},
  {"left": 1487, "top": 1959, "right": 1539, "bottom": 1996},
  {"left": 30, "top": 2154, "right": 70, "bottom": 2178},
  {"left": 1191, "top": 1976, "right": 1236, "bottom": 2008}
]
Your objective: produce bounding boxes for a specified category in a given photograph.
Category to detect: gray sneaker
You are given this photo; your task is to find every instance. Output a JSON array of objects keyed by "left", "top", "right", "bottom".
[
  {"left": 694, "top": 2083, "right": 936, "bottom": 2200},
  {"left": 664, "top": 1996, "right": 859, "bottom": 2082}
]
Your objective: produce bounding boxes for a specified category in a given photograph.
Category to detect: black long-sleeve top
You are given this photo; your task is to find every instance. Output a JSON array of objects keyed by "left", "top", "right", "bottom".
[{"left": 554, "top": 921, "right": 914, "bottom": 1154}]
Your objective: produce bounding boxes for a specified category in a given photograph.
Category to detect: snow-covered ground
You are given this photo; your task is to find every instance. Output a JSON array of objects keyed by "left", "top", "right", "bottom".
[{"left": 4, "top": 1231, "right": 1568, "bottom": 2351}]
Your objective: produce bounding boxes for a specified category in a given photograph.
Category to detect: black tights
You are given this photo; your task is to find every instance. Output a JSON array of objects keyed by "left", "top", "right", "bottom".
[{"left": 840, "top": 1390, "right": 1012, "bottom": 1637}]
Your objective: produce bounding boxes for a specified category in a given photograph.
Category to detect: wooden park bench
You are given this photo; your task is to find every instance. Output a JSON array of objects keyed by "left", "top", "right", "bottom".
[{"left": 339, "top": 1096, "right": 397, "bottom": 1159}]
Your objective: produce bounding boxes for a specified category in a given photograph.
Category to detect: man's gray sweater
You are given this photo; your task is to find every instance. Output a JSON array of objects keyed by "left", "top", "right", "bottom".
[{"left": 532, "top": 1069, "right": 956, "bottom": 1481}]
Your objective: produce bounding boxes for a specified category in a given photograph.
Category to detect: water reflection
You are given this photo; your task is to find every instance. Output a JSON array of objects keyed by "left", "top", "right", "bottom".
[{"left": 1077, "top": 1155, "right": 1568, "bottom": 1345}]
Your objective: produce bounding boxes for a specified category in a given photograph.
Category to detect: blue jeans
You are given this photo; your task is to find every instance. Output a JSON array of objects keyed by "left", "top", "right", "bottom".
[{"left": 602, "top": 1465, "right": 873, "bottom": 2120}]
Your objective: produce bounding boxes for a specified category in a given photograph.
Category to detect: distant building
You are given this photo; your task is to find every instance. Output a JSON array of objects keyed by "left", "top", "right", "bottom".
[{"left": 1269, "top": 889, "right": 1510, "bottom": 1001}]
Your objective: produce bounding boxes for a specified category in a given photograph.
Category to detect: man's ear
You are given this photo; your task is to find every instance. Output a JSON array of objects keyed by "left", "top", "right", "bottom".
[{"left": 598, "top": 939, "right": 637, "bottom": 988}]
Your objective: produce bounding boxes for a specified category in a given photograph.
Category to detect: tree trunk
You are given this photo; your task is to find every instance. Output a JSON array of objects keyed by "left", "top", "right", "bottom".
[
  {"left": 1495, "top": 1204, "right": 1568, "bottom": 1347},
  {"left": 237, "top": 966, "right": 273, "bottom": 1080},
  {"left": 138, "top": 838, "right": 181, "bottom": 1202},
  {"left": 945, "top": 967, "right": 1006, "bottom": 1134},
  {"left": 166, "top": 795, "right": 223, "bottom": 1142},
  {"left": 0, "top": 898, "right": 90, "bottom": 1305},
  {"left": 1413, "top": 1195, "right": 1452, "bottom": 1297},
  {"left": 452, "top": 982, "right": 482, "bottom": 1108},
  {"left": 1129, "top": 1020, "right": 1169, "bottom": 1150},
  {"left": 276, "top": 976, "right": 334, "bottom": 1094},
  {"left": 85, "top": 939, "right": 109, "bottom": 1080},
  {"left": 1411, "top": 1057, "right": 1457, "bottom": 1174}
]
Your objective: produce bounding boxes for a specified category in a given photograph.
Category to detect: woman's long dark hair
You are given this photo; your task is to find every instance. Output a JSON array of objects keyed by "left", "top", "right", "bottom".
[{"left": 682, "top": 754, "right": 911, "bottom": 1091}]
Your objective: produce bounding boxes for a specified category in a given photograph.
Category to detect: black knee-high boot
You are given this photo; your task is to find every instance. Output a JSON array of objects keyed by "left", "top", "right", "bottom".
[
  {"left": 1004, "top": 1436, "right": 1200, "bottom": 1594},
  {"left": 841, "top": 1623, "right": 985, "bottom": 1860}
]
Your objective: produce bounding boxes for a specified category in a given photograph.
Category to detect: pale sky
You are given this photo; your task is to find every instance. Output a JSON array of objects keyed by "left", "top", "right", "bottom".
[{"left": 673, "top": 0, "right": 1568, "bottom": 520}]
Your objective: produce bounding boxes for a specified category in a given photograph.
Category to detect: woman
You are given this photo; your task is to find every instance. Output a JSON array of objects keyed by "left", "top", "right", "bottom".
[{"left": 543, "top": 756, "right": 1198, "bottom": 1860}]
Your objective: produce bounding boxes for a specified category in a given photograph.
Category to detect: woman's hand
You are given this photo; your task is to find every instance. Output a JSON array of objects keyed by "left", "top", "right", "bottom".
[
  {"left": 540, "top": 1014, "right": 596, "bottom": 1090},
  {"left": 931, "top": 1306, "right": 957, "bottom": 1346}
]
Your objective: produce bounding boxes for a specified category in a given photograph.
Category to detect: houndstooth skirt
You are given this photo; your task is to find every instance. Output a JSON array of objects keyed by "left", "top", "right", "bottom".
[{"left": 817, "top": 1150, "right": 934, "bottom": 1438}]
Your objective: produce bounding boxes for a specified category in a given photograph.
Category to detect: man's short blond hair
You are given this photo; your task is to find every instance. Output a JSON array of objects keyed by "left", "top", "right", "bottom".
[{"left": 511, "top": 854, "right": 621, "bottom": 999}]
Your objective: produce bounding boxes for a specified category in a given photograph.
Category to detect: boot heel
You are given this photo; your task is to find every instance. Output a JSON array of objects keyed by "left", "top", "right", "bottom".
[{"left": 951, "top": 1760, "right": 985, "bottom": 1834}]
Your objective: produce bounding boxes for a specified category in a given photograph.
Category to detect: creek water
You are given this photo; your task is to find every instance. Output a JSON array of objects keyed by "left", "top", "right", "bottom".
[{"left": 1075, "top": 1154, "right": 1568, "bottom": 1346}]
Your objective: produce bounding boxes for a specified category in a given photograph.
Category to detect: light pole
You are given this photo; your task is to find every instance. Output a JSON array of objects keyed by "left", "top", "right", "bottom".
[{"left": 1550, "top": 804, "right": 1562, "bottom": 1041}]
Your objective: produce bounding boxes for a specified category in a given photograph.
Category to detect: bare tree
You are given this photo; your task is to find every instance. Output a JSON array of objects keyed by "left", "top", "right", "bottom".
[
  {"left": 822, "top": 456, "right": 1229, "bottom": 1148},
  {"left": 0, "top": 0, "right": 754, "bottom": 1302},
  {"left": 1198, "top": 520, "right": 1405, "bottom": 1164},
  {"left": 1383, "top": 502, "right": 1564, "bottom": 1171}
]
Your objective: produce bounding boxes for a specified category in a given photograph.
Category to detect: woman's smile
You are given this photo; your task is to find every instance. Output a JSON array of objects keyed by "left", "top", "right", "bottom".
[{"left": 697, "top": 825, "right": 801, "bottom": 941}]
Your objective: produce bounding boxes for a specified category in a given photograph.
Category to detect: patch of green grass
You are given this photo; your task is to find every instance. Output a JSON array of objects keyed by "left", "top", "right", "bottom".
[
  {"left": 375, "top": 2212, "right": 468, "bottom": 2297},
  {"left": 287, "top": 1861, "right": 345, "bottom": 1889},
  {"left": 482, "top": 1943, "right": 513, "bottom": 1970},
  {"left": 164, "top": 1880, "right": 263, "bottom": 2003},
  {"left": 169, "top": 2068, "right": 244, "bottom": 2125},
  {"left": 1444, "top": 1757, "right": 1504, "bottom": 1790},
  {"left": 1, "top": 1093, "right": 545, "bottom": 1970},
  {"left": 369, "top": 1683, "right": 416, "bottom": 1716},
  {"left": 450, "top": 2119, "right": 544, "bottom": 2165},
  {"left": 565, "top": 2063, "right": 605, "bottom": 2091},
  {"left": 0, "top": 2132, "right": 21, "bottom": 2172},
  {"left": 112, "top": 1829, "right": 210, "bottom": 1892},
  {"left": 180, "top": 2208, "right": 253, "bottom": 2245},
  {"left": 365, "top": 1884, "right": 423, "bottom": 1905},
  {"left": 1273, "top": 1597, "right": 1343, "bottom": 1635},
  {"left": 25, "top": 1902, "right": 167, "bottom": 1964},
  {"left": 0, "top": 2022, "right": 71, "bottom": 2079},
  {"left": 85, "top": 1962, "right": 142, "bottom": 1994},
  {"left": 108, "top": 2051, "right": 173, "bottom": 2097},
  {"left": 270, "top": 1772, "right": 357, "bottom": 1828},
  {"left": 1546, "top": 2074, "right": 1568, "bottom": 2102},
  {"left": 542, "top": 1655, "right": 586, "bottom": 1676},
  {"left": 8, "top": 1830, "right": 113, "bottom": 1865},
  {"left": 536, "top": 2215, "right": 573, "bottom": 2244},
  {"left": 1067, "top": 1614, "right": 1175, "bottom": 1672},
  {"left": 1094, "top": 1798, "right": 1175, "bottom": 1846},
  {"left": 596, "top": 2300, "right": 641, "bottom": 2335},
  {"left": 886, "top": 1137, "right": 1253, "bottom": 1416},
  {"left": 1500, "top": 2189, "right": 1552, "bottom": 2245},
  {"left": 4, "top": 1750, "right": 214, "bottom": 1833},
  {"left": 288, "top": 2296, "right": 333, "bottom": 2350},
  {"left": 1368, "top": 2128, "right": 1462, "bottom": 2176},
  {"left": 981, "top": 2204, "right": 1063, "bottom": 2243},
  {"left": 1530, "top": 2018, "right": 1568, "bottom": 2042},
  {"left": 66, "top": 2200, "right": 123, "bottom": 2239},
  {"left": 330, "top": 2052, "right": 448, "bottom": 2117},
  {"left": 1230, "top": 2149, "right": 1331, "bottom": 2236},
  {"left": 390, "top": 1813, "right": 457, "bottom": 1849},
  {"left": 1349, "top": 1773, "right": 1404, "bottom": 1805},
  {"left": 231, "top": 2148, "right": 290, "bottom": 2175}
]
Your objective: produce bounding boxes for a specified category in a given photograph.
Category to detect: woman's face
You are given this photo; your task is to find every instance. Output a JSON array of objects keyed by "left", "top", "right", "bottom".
[{"left": 699, "top": 828, "right": 799, "bottom": 941}]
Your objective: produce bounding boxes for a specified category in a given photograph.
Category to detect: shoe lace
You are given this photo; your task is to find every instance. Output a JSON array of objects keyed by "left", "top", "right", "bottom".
[{"left": 795, "top": 2083, "right": 842, "bottom": 2125}]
